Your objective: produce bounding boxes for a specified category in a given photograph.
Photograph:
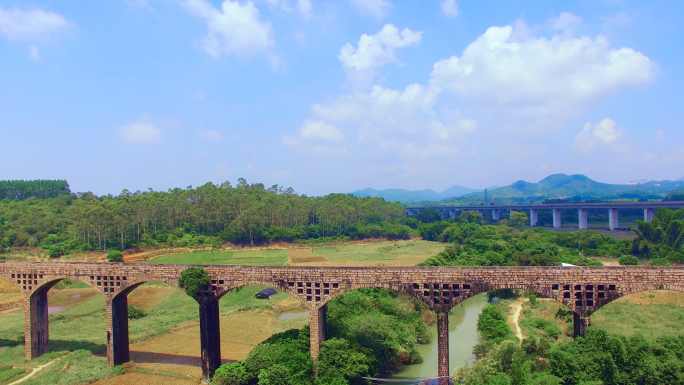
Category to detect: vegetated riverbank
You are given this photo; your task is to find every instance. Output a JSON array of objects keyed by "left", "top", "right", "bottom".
[{"left": 454, "top": 288, "right": 684, "bottom": 384}]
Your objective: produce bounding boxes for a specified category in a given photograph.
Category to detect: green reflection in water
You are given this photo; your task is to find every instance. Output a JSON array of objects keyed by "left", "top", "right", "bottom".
[{"left": 392, "top": 293, "right": 488, "bottom": 379}]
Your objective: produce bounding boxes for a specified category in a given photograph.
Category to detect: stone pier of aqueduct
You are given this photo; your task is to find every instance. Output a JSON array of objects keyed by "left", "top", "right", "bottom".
[{"left": 2, "top": 262, "right": 684, "bottom": 384}]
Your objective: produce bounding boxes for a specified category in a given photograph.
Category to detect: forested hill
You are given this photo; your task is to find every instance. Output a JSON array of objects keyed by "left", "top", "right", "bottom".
[
  {"left": 0, "top": 180, "right": 70, "bottom": 200},
  {"left": 0, "top": 180, "right": 409, "bottom": 254},
  {"left": 430, "top": 174, "right": 684, "bottom": 205}
]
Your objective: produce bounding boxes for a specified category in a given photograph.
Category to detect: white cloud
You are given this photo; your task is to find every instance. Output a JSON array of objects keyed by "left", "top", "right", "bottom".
[
  {"left": 350, "top": 0, "right": 392, "bottom": 19},
  {"left": 573, "top": 118, "right": 625, "bottom": 153},
  {"left": 296, "top": 0, "right": 312, "bottom": 19},
  {"left": 311, "top": 84, "right": 438, "bottom": 132},
  {"left": 0, "top": 6, "right": 70, "bottom": 41},
  {"left": 551, "top": 12, "right": 581, "bottom": 33},
  {"left": 440, "top": 0, "right": 458, "bottom": 18},
  {"left": 197, "top": 128, "right": 223, "bottom": 141},
  {"left": 300, "top": 120, "right": 344, "bottom": 142},
  {"left": 338, "top": 24, "right": 421, "bottom": 88},
  {"left": 430, "top": 21, "right": 657, "bottom": 119},
  {"left": 180, "top": 0, "right": 274, "bottom": 59},
  {"left": 116, "top": 121, "right": 162, "bottom": 143}
]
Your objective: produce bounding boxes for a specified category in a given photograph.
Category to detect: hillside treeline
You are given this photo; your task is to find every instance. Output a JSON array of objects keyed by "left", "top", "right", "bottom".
[
  {"left": 0, "top": 180, "right": 408, "bottom": 254},
  {"left": 0, "top": 180, "right": 70, "bottom": 200}
]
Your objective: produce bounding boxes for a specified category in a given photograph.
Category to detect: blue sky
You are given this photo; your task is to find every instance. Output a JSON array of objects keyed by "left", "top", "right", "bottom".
[{"left": 1, "top": 0, "right": 682, "bottom": 196}]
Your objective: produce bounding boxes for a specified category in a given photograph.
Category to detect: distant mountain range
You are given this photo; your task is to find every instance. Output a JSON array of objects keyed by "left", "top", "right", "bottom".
[
  {"left": 351, "top": 185, "right": 484, "bottom": 203},
  {"left": 351, "top": 174, "right": 684, "bottom": 204}
]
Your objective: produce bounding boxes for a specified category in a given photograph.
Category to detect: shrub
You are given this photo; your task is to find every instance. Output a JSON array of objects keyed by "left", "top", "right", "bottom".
[
  {"left": 178, "top": 267, "right": 210, "bottom": 298},
  {"left": 107, "top": 250, "right": 124, "bottom": 262},
  {"left": 618, "top": 255, "right": 639, "bottom": 265},
  {"left": 650, "top": 258, "right": 670, "bottom": 266},
  {"left": 48, "top": 245, "right": 64, "bottom": 258},
  {"left": 213, "top": 361, "right": 251, "bottom": 385},
  {"left": 127, "top": 304, "right": 147, "bottom": 319}
]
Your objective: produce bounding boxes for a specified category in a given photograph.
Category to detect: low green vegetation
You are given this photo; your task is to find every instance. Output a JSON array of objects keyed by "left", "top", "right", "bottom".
[
  {"left": 213, "top": 288, "right": 433, "bottom": 384},
  {"left": 148, "top": 249, "right": 288, "bottom": 266},
  {"left": 456, "top": 293, "right": 684, "bottom": 385},
  {"left": 312, "top": 240, "right": 444, "bottom": 263}
]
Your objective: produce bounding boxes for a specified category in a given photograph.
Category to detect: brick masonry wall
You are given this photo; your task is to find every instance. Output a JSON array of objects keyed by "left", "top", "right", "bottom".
[
  {"left": 3, "top": 262, "right": 684, "bottom": 314},
  {"left": 3, "top": 262, "right": 684, "bottom": 378}
]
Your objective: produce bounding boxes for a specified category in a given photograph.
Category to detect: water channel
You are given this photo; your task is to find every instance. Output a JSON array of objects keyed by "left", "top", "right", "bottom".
[{"left": 391, "top": 293, "right": 488, "bottom": 380}]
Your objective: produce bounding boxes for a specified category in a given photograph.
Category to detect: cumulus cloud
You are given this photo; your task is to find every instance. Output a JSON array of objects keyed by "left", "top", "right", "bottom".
[
  {"left": 573, "top": 118, "right": 625, "bottom": 153},
  {"left": 0, "top": 6, "right": 70, "bottom": 41},
  {"left": 430, "top": 21, "right": 657, "bottom": 118},
  {"left": 300, "top": 120, "right": 344, "bottom": 142},
  {"left": 180, "top": 0, "right": 274, "bottom": 59},
  {"left": 197, "top": 128, "right": 223, "bottom": 141},
  {"left": 117, "top": 121, "right": 162, "bottom": 143},
  {"left": 440, "top": 0, "right": 458, "bottom": 18},
  {"left": 338, "top": 24, "right": 421, "bottom": 88},
  {"left": 350, "top": 0, "right": 392, "bottom": 19},
  {"left": 311, "top": 84, "right": 438, "bottom": 132}
]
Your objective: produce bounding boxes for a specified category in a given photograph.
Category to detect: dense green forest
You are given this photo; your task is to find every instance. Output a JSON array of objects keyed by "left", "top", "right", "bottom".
[
  {"left": 0, "top": 180, "right": 70, "bottom": 200},
  {"left": 0, "top": 180, "right": 410, "bottom": 254}
]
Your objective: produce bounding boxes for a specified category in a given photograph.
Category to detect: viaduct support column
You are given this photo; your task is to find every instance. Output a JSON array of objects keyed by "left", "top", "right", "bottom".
[
  {"left": 578, "top": 209, "right": 588, "bottom": 230},
  {"left": 609, "top": 208, "right": 619, "bottom": 230},
  {"left": 106, "top": 295, "right": 130, "bottom": 368},
  {"left": 530, "top": 209, "right": 538, "bottom": 227},
  {"left": 310, "top": 304, "right": 327, "bottom": 361},
  {"left": 199, "top": 299, "right": 221, "bottom": 380},
  {"left": 437, "top": 312, "right": 449, "bottom": 385},
  {"left": 573, "top": 312, "right": 590, "bottom": 338},
  {"left": 492, "top": 209, "right": 500, "bottom": 221},
  {"left": 25, "top": 288, "right": 49, "bottom": 360},
  {"left": 450, "top": 209, "right": 456, "bottom": 219},
  {"left": 552, "top": 209, "right": 562, "bottom": 228},
  {"left": 644, "top": 208, "right": 655, "bottom": 222}
]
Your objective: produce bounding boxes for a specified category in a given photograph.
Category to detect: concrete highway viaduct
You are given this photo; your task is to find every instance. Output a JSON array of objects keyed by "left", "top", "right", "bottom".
[
  {"left": 407, "top": 201, "right": 684, "bottom": 230},
  {"left": 3, "top": 263, "right": 684, "bottom": 383}
]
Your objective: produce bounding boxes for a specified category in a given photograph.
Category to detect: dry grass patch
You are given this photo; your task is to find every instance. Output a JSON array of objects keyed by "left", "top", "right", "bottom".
[{"left": 129, "top": 286, "right": 176, "bottom": 310}]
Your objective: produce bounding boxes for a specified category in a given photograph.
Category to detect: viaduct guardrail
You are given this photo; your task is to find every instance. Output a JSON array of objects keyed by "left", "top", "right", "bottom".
[
  {"left": 406, "top": 201, "right": 684, "bottom": 230},
  {"left": 2, "top": 262, "right": 684, "bottom": 383}
]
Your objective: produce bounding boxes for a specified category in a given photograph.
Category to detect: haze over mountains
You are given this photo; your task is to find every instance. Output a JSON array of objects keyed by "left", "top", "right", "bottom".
[{"left": 351, "top": 174, "right": 684, "bottom": 204}]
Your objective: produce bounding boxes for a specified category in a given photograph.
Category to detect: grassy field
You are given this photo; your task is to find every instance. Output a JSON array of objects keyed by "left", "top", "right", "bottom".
[
  {"left": 592, "top": 290, "right": 684, "bottom": 339},
  {"left": 145, "top": 249, "right": 288, "bottom": 266},
  {"left": 143, "top": 240, "right": 445, "bottom": 267}
]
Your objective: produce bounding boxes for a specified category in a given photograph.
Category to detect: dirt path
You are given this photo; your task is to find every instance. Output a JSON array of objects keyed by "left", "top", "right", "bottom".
[
  {"left": 8, "top": 358, "right": 59, "bottom": 385},
  {"left": 510, "top": 299, "right": 525, "bottom": 342}
]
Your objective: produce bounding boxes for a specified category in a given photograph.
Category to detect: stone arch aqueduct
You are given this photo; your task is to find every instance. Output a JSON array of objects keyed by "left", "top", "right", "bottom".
[{"left": 2, "top": 262, "right": 684, "bottom": 383}]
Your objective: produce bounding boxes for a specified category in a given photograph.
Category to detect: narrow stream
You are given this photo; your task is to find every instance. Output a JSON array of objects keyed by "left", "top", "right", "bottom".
[{"left": 392, "top": 293, "right": 488, "bottom": 379}]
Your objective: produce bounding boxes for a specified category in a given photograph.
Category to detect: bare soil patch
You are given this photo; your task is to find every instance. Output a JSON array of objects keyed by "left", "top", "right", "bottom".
[{"left": 287, "top": 248, "right": 329, "bottom": 264}]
